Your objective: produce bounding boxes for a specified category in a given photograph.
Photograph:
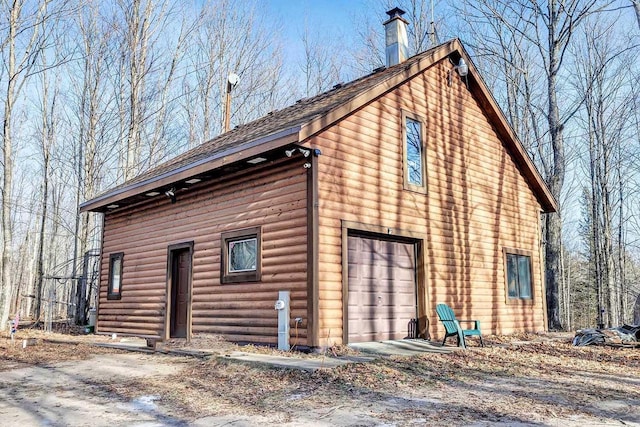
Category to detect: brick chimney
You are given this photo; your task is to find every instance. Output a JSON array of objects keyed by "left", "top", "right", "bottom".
[{"left": 383, "top": 7, "right": 409, "bottom": 67}]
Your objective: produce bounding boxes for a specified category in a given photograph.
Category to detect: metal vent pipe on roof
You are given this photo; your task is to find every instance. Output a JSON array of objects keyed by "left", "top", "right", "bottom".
[
  {"left": 383, "top": 7, "right": 409, "bottom": 67},
  {"left": 224, "top": 73, "right": 239, "bottom": 133}
]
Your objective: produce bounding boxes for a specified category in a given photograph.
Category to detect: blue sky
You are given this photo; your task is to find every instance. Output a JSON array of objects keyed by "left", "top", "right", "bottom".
[
  {"left": 264, "top": 0, "right": 371, "bottom": 34},
  {"left": 263, "top": 0, "right": 377, "bottom": 58}
]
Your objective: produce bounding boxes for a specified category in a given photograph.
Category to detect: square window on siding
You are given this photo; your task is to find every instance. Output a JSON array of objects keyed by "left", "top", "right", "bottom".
[
  {"left": 504, "top": 250, "right": 533, "bottom": 302},
  {"left": 221, "top": 227, "right": 262, "bottom": 283},
  {"left": 108, "top": 252, "right": 124, "bottom": 300},
  {"left": 229, "top": 238, "right": 257, "bottom": 272},
  {"left": 402, "top": 112, "right": 427, "bottom": 192}
]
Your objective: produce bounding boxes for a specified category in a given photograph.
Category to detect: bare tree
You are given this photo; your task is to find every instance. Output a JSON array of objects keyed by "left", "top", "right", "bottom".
[
  {"left": 572, "top": 11, "right": 640, "bottom": 327},
  {"left": 299, "top": 23, "right": 345, "bottom": 97},
  {"left": 0, "top": 0, "right": 54, "bottom": 331},
  {"left": 182, "top": 0, "right": 288, "bottom": 146},
  {"left": 69, "top": 0, "right": 122, "bottom": 324},
  {"left": 32, "top": 45, "right": 61, "bottom": 322},
  {"left": 351, "top": 0, "right": 451, "bottom": 74},
  {"left": 118, "top": 0, "right": 153, "bottom": 181},
  {"left": 456, "top": 0, "right": 614, "bottom": 330},
  {"left": 632, "top": 0, "right": 640, "bottom": 29}
]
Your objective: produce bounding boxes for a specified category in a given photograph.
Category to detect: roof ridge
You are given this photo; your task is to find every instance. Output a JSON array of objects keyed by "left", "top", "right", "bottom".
[{"left": 83, "top": 40, "right": 491, "bottom": 212}]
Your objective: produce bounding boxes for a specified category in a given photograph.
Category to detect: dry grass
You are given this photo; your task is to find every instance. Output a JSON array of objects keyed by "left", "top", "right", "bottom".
[
  {"left": 2, "top": 330, "right": 639, "bottom": 425},
  {"left": 0, "top": 335, "right": 117, "bottom": 370},
  {"left": 121, "top": 338, "right": 640, "bottom": 424}
]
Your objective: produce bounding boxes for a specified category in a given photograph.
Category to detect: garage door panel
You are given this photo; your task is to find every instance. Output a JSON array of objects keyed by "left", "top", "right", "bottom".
[
  {"left": 347, "top": 235, "right": 417, "bottom": 343},
  {"left": 350, "top": 251, "right": 414, "bottom": 265},
  {"left": 347, "top": 300, "right": 415, "bottom": 315},
  {"left": 348, "top": 289, "right": 416, "bottom": 302},
  {"left": 349, "top": 318, "right": 401, "bottom": 338},
  {"left": 357, "top": 266, "right": 414, "bottom": 280}
]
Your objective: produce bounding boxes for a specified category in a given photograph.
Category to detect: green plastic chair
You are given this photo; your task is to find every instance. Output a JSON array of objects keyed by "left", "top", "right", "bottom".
[{"left": 436, "top": 303, "right": 484, "bottom": 349}]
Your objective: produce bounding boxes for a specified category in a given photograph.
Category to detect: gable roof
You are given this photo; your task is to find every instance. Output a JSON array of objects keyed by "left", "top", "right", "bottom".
[{"left": 80, "top": 39, "right": 556, "bottom": 213}]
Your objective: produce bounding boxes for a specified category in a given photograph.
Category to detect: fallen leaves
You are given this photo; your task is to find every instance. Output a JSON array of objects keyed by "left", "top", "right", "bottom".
[
  {"left": 2, "top": 330, "right": 639, "bottom": 425},
  {"left": 0, "top": 333, "right": 117, "bottom": 370}
]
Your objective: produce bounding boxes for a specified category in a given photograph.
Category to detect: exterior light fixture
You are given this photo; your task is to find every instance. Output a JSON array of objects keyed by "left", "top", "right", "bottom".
[
  {"left": 247, "top": 157, "right": 267, "bottom": 164},
  {"left": 299, "top": 148, "right": 311, "bottom": 157},
  {"left": 185, "top": 178, "right": 201, "bottom": 184},
  {"left": 165, "top": 188, "right": 176, "bottom": 204},
  {"left": 106, "top": 204, "right": 119, "bottom": 209},
  {"left": 285, "top": 149, "right": 296, "bottom": 157},
  {"left": 145, "top": 191, "right": 160, "bottom": 197},
  {"left": 455, "top": 58, "right": 468, "bottom": 76},
  {"left": 448, "top": 57, "right": 469, "bottom": 86}
]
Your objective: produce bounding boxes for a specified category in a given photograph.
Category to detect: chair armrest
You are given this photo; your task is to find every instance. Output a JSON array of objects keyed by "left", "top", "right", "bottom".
[{"left": 459, "top": 320, "right": 481, "bottom": 330}]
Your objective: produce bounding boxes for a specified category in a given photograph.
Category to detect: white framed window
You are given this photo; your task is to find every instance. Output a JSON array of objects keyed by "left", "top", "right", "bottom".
[
  {"left": 228, "top": 238, "right": 257, "bottom": 272},
  {"left": 221, "top": 227, "right": 261, "bottom": 283}
]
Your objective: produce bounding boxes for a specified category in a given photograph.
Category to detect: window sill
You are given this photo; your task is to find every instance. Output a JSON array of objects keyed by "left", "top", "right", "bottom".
[
  {"left": 505, "top": 297, "right": 534, "bottom": 306},
  {"left": 221, "top": 272, "right": 261, "bottom": 284},
  {"left": 403, "top": 184, "right": 427, "bottom": 195}
]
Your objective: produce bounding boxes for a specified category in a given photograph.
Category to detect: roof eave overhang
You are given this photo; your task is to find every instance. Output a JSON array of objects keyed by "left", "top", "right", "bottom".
[{"left": 80, "top": 126, "right": 301, "bottom": 213}]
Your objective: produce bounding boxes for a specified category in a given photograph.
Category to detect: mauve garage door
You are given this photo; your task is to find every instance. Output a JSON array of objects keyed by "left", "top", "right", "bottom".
[{"left": 347, "top": 235, "right": 417, "bottom": 343}]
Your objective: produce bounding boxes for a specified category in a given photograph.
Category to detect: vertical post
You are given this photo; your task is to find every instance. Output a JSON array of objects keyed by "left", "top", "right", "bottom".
[
  {"left": 276, "top": 290, "right": 290, "bottom": 351},
  {"left": 223, "top": 73, "right": 239, "bottom": 133},
  {"left": 224, "top": 88, "right": 232, "bottom": 133},
  {"left": 46, "top": 285, "right": 54, "bottom": 333}
]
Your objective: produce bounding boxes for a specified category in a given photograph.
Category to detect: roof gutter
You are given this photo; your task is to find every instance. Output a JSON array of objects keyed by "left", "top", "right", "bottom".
[{"left": 80, "top": 126, "right": 301, "bottom": 212}]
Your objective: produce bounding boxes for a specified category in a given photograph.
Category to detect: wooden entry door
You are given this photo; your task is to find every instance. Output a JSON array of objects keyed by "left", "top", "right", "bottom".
[
  {"left": 169, "top": 247, "right": 192, "bottom": 338},
  {"left": 347, "top": 234, "right": 417, "bottom": 343}
]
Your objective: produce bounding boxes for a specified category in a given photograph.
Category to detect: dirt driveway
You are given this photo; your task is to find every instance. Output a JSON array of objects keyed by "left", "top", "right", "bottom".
[{"left": 1, "top": 333, "right": 639, "bottom": 426}]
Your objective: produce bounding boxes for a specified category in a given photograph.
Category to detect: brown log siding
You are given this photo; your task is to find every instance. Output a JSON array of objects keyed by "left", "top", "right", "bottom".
[
  {"left": 98, "top": 159, "right": 308, "bottom": 345},
  {"left": 313, "top": 60, "right": 544, "bottom": 344}
]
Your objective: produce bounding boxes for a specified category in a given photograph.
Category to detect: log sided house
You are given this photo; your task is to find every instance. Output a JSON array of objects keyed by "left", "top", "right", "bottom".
[{"left": 80, "top": 9, "right": 556, "bottom": 348}]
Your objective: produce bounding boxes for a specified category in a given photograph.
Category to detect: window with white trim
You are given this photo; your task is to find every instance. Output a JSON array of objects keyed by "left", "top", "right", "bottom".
[{"left": 221, "top": 227, "right": 262, "bottom": 283}]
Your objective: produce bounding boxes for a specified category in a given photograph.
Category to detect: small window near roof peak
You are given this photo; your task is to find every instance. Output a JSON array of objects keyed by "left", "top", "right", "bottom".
[{"left": 402, "top": 111, "right": 427, "bottom": 192}]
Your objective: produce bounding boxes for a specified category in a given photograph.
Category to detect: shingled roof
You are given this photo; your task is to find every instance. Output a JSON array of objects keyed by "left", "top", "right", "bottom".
[{"left": 80, "top": 39, "right": 557, "bottom": 213}]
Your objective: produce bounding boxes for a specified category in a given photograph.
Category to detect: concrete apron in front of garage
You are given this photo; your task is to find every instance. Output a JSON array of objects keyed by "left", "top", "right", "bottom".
[
  {"left": 93, "top": 338, "right": 455, "bottom": 372},
  {"left": 348, "top": 339, "right": 456, "bottom": 357},
  {"left": 222, "top": 339, "right": 456, "bottom": 372}
]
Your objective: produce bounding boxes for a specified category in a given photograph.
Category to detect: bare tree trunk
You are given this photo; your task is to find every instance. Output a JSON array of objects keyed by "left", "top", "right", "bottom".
[
  {"left": 0, "top": 4, "right": 18, "bottom": 332},
  {"left": 33, "top": 118, "right": 50, "bottom": 323},
  {"left": 0, "top": 0, "right": 52, "bottom": 331},
  {"left": 124, "top": 0, "right": 149, "bottom": 180},
  {"left": 543, "top": 0, "right": 568, "bottom": 331},
  {"left": 632, "top": 1, "right": 640, "bottom": 30},
  {"left": 618, "top": 163, "right": 626, "bottom": 323},
  {"left": 33, "top": 52, "right": 56, "bottom": 323}
]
